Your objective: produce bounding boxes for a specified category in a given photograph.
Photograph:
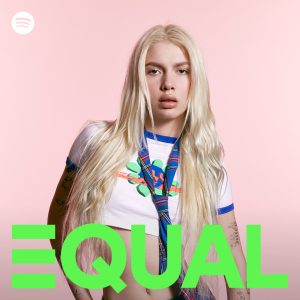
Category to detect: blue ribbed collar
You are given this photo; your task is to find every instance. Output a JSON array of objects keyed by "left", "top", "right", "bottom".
[{"left": 144, "top": 128, "right": 178, "bottom": 144}]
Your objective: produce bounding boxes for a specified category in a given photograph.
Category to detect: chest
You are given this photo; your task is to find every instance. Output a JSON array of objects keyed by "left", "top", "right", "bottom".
[{"left": 102, "top": 140, "right": 182, "bottom": 236}]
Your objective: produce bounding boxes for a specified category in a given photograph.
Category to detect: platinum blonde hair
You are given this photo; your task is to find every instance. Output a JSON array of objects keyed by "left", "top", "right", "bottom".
[{"left": 62, "top": 24, "right": 227, "bottom": 298}]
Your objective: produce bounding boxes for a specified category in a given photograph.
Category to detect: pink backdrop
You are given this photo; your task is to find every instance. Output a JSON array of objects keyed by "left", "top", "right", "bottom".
[{"left": 0, "top": 0, "right": 298, "bottom": 299}]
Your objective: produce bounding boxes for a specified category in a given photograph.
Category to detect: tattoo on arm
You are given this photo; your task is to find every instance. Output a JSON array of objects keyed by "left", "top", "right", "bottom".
[
  {"left": 228, "top": 221, "right": 240, "bottom": 248},
  {"left": 236, "top": 290, "right": 246, "bottom": 300},
  {"left": 55, "top": 169, "right": 77, "bottom": 207},
  {"left": 235, "top": 288, "right": 250, "bottom": 299},
  {"left": 55, "top": 197, "right": 65, "bottom": 206}
]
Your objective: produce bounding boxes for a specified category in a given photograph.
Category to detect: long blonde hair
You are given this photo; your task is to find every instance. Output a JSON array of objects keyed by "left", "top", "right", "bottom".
[{"left": 62, "top": 24, "right": 226, "bottom": 298}]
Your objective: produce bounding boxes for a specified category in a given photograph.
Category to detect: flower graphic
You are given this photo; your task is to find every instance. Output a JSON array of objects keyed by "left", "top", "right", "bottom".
[{"left": 121, "top": 158, "right": 180, "bottom": 197}]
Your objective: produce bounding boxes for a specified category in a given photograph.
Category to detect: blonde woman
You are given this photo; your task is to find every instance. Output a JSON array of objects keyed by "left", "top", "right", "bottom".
[{"left": 48, "top": 24, "right": 250, "bottom": 300}]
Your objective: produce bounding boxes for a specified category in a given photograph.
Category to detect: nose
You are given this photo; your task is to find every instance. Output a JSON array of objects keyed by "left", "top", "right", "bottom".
[
  {"left": 161, "top": 82, "right": 174, "bottom": 92},
  {"left": 161, "top": 73, "right": 175, "bottom": 92}
]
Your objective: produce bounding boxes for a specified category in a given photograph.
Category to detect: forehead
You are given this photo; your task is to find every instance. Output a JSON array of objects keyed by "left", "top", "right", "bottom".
[{"left": 146, "top": 41, "right": 189, "bottom": 63}]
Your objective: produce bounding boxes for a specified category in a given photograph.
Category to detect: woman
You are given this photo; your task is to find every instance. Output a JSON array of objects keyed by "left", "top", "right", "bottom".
[{"left": 48, "top": 24, "right": 250, "bottom": 300}]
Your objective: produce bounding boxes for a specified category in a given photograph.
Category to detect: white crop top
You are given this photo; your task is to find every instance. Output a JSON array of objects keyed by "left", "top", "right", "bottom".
[{"left": 66, "top": 121, "right": 234, "bottom": 237}]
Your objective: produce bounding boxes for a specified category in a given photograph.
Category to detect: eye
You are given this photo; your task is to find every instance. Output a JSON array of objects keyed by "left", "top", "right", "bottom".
[
  {"left": 178, "top": 69, "right": 190, "bottom": 74},
  {"left": 147, "top": 69, "right": 160, "bottom": 75}
]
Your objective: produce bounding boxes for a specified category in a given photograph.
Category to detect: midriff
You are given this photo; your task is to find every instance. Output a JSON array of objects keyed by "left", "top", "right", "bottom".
[{"left": 102, "top": 226, "right": 181, "bottom": 300}]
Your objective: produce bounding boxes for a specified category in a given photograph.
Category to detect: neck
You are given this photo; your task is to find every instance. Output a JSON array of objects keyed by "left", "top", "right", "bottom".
[{"left": 145, "top": 116, "right": 184, "bottom": 138}]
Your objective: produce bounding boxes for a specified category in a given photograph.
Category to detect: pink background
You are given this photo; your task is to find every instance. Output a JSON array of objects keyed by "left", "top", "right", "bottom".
[{"left": 0, "top": 0, "right": 299, "bottom": 299}]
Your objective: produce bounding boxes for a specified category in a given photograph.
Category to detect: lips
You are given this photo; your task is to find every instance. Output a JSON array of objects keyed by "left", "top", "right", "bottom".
[
  {"left": 159, "top": 95, "right": 177, "bottom": 102},
  {"left": 159, "top": 95, "right": 178, "bottom": 109}
]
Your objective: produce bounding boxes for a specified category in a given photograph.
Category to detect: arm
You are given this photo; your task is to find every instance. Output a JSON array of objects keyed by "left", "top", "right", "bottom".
[
  {"left": 217, "top": 211, "right": 250, "bottom": 300},
  {"left": 47, "top": 165, "right": 94, "bottom": 300}
]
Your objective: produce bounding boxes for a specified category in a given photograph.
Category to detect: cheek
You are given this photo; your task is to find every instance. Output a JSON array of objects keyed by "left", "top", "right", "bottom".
[
  {"left": 182, "top": 85, "right": 190, "bottom": 108},
  {"left": 147, "top": 81, "right": 156, "bottom": 96},
  {"left": 185, "top": 79, "right": 191, "bottom": 92},
  {"left": 185, "top": 82, "right": 191, "bottom": 99},
  {"left": 178, "top": 78, "right": 190, "bottom": 93}
]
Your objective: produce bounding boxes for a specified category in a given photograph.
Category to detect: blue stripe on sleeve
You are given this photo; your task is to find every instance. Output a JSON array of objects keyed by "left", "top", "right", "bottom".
[
  {"left": 66, "top": 156, "right": 79, "bottom": 172},
  {"left": 217, "top": 203, "right": 234, "bottom": 215}
]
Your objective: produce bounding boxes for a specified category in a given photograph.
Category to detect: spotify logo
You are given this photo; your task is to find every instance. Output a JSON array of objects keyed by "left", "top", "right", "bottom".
[{"left": 11, "top": 11, "right": 35, "bottom": 35}]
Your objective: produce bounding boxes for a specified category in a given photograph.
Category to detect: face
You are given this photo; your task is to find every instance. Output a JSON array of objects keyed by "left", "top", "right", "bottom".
[{"left": 145, "top": 41, "right": 191, "bottom": 126}]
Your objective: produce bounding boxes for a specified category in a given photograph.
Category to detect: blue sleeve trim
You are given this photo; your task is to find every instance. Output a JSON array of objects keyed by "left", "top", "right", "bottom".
[
  {"left": 217, "top": 203, "right": 234, "bottom": 215},
  {"left": 66, "top": 156, "right": 79, "bottom": 172}
]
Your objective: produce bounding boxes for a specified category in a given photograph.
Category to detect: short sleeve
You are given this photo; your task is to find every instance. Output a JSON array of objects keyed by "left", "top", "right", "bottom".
[
  {"left": 66, "top": 120, "right": 106, "bottom": 171},
  {"left": 217, "top": 161, "right": 234, "bottom": 214}
]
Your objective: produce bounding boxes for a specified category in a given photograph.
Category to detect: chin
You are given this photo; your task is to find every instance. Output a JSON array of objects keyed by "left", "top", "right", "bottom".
[
  {"left": 156, "top": 110, "right": 185, "bottom": 118},
  {"left": 154, "top": 114, "right": 185, "bottom": 123}
]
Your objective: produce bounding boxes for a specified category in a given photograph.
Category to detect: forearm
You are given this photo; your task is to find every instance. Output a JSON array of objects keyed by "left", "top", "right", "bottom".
[
  {"left": 218, "top": 215, "right": 250, "bottom": 300},
  {"left": 227, "top": 288, "right": 250, "bottom": 300},
  {"left": 48, "top": 167, "right": 93, "bottom": 299},
  {"left": 66, "top": 277, "right": 93, "bottom": 300},
  {"left": 54, "top": 246, "right": 94, "bottom": 300},
  {"left": 226, "top": 246, "right": 250, "bottom": 300},
  {"left": 226, "top": 234, "right": 250, "bottom": 300},
  {"left": 55, "top": 251, "right": 94, "bottom": 300}
]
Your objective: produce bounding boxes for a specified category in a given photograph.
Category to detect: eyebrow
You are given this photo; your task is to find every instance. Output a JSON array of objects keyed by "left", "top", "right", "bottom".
[{"left": 145, "top": 61, "right": 190, "bottom": 68}]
